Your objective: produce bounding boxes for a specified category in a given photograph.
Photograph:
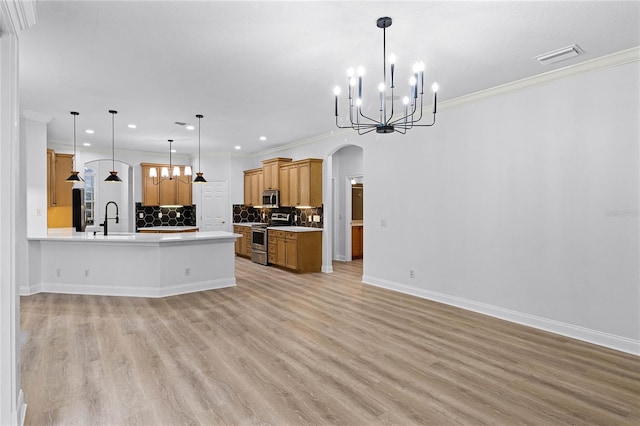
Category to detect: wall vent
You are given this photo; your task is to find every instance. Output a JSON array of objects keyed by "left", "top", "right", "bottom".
[{"left": 534, "top": 44, "right": 584, "bottom": 65}]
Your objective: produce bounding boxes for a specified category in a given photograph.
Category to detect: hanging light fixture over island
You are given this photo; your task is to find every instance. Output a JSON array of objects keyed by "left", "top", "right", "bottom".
[
  {"left": 105, "top": 110, "right": 122, "bottom": 182},
  {"left": 65, "top": 111, "right": 84, "bottom": 182},
  {"left": 192, "top": 114, "right": 206, "bottom": 183}
]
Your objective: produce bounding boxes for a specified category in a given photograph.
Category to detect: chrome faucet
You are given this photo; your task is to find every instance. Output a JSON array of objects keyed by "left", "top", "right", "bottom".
[{"left": 100, "top": 201, "right": 119, "bottom": 236}]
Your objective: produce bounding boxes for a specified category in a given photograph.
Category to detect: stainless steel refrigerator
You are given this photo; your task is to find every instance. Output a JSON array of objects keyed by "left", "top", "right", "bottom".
[{"left": 72, "top": 188, "right": 86, "bottom": 232}]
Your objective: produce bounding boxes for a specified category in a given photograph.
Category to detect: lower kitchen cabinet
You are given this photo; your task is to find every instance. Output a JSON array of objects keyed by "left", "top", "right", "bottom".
[
  {"left": 233, "top": 225, "right": 252, "bottom": 258},
  {"left": 269, "top": 230, "right": 321, "bottom": 273},
  {"left": 352, "top": 225, "right": 363, "bottom": 259}
]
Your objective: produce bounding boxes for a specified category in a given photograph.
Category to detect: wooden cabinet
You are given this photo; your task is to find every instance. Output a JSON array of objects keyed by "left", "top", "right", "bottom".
[
  {"left": 269, "top": 229, "right": 321, "bottom": 273},
  {"left": 242, "top": 157, "right": 321, "bottom": 208},
  {"left": 233, "top": 225, "right": 252, "bottom": 257},
  {"left": 262, "top": 157, "right": 292, "bottom": 190},
  {"left": 140, "top": 163, "right": 192, "bottom": 206},
  {"left": 47, "top": 149, "right": 74, "bottom": 228},
  {"left": 352, "top": 225, "right": 363, "bottom": 259},
  {"left": 278, "top": 159, "right": 322, "bottom": 207},
  {"left": 243, "top": 168, "right": 263, "bottom": 206},
  {"left": 47, "top": 149, "right": 74, "bottom": 208}
]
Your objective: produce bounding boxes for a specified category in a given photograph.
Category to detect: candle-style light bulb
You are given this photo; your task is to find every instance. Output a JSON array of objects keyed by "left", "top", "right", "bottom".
[
  {"left": 334, "top": 86, "right": 341, "bottom": 117},
  {"left": 389, "top": 54, "right": 396, "bottom": 88},
  {"left": 357, "top": 66, "right": 364, "bottom": 99},
  {"left": 349, "top": 77, "right": 356, "bottom": 100},
  {"left": 418, "top": 61, "right": 425, "bottom": 94},
  {"left": 432, "top": 82, "right": 439, "bottom": 114},
  {"left": 409, "top": 76, "right": 417, "bottom": 101}
]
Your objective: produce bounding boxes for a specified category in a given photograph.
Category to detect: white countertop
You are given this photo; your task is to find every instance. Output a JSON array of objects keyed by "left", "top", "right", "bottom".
[
  {"left": 267, "top": 226, "right": 322, "bottom": 232},
  {"left": 31, "top": 228, "right": 240, "bottom": 243},
  {"left": 138, "top": 226, "right": 199, "bottom": 232}
]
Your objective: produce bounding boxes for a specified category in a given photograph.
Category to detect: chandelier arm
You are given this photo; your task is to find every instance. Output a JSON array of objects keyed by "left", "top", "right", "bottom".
[
  {"left": 358, "top": 108, "right": 381, "bottom": 125},
  {"left": 405, "top": 114, "right": 436, "bottom": 127},
  {"left": 393, "top": 126, "right": 407, "bottom": 135},
  {"left": 388, "top": 100, "right": 419, "bottom": 126},
  {"left": 358, "top": 127, "right": 378, "bottom": 136},
  {"left": 335, "top": 116, "right": 354, "bottom": 129}
]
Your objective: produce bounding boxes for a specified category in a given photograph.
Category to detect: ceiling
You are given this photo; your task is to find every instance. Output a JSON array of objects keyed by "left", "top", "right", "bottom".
[{"left": 19, "top": 1, "right": 640, "bottom": 156}]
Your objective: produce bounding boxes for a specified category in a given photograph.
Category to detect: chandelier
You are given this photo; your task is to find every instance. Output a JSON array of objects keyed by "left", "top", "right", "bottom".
[
  {"left": 149, "top": 139, "right": 192, "bottom": 184},
  {"left": 333, "top": 17, "right": 438, "bottom": 135}
]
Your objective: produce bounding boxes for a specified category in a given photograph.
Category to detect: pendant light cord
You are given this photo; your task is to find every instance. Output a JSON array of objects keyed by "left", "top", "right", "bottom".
[
  {"left": 198, "top": 115, "right": 201, "bottom": 171},
  {"left": 111, "top": 112, "right": 115, "bottom": 171},
  {"left": 73, "top": 113, "right": 77, "bottom": 170}
]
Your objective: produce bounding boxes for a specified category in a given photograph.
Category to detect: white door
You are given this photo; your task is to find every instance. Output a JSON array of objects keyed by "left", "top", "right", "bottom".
[{"left": 201, "top": 180, "right": 228, "bottom": 231}]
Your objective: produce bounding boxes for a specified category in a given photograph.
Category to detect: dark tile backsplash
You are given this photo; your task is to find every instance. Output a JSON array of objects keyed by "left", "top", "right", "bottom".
[
  {"left": 136, "top": 203, "right": 196, "bottom": 229},
  {"left": 232, "top": 204, "right": 323, "bottom": 228}
]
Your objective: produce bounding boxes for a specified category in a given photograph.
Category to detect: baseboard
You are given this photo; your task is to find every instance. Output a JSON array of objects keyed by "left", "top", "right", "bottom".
[
  {"left": 322, "top": 264, "right": 334, "bottom": 273},
  {"left": 32, "top": 278, "right": 236, "bottom": 298},
  {"left": 20, "top": 283, "right": 41, "bottom": 296},
  {"left": 16, "top": 389, "right": 26, "bottom": 426},
  {"left": 362, "top": 275, "right": 639, "bottom": 356}
]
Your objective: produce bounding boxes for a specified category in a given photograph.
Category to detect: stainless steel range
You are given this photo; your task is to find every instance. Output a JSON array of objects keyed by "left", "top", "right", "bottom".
[{"left": 250, "top": 212, "right": 291, "bottom": 265}]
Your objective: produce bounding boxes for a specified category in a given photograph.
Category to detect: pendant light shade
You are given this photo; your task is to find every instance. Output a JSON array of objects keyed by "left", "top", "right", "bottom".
[
  {"left": 192, "top": 114, "right": 206, "bottom": 183},
  {"left": 66, "top": 111, "right": 84, "bottom": 182},
  {"left": 105, "top": 110, "right": 122, "bottom": 182}
]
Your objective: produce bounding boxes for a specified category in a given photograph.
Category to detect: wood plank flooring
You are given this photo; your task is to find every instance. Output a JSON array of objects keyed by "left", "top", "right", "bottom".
[{"left": 21, "top": 258, "right": 640, "bottom": 425}]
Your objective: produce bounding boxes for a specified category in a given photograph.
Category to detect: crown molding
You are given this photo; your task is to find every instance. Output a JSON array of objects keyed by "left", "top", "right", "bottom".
[
  {"left": 0, "top": 0, "right": 37, "bottom": 36},
  {"left": 439, "top": 47, "right": 639, "bottom": 112},
  {"left": 252, "top": 47, "right": 639, "bottom": 158}
]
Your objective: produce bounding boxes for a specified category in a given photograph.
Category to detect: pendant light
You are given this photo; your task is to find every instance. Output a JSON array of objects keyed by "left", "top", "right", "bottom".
[
  {"left": 65, "top": 111, "right": 84, "bottom": 182},
  {"left": 193, "top": 114, "right": 206, "bottom": 183},
  {"left": 105, "top": 110, "right": 122, "bottom": 182}
]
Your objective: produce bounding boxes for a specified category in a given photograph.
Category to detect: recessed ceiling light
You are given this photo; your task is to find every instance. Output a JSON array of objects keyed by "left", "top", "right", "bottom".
[
  {"left": 234, "top": 145, "right": 242, "bottom": 150},
  {"left": 185, "top": 125, "right": 194, "bottom": 130},
  {"left": 534, "top": 44, "right": 584, "bottom": 66},
  {"left": 259, "top": 136, "right": 267, "bottom": 141},
  {"left": 85, "top": 129, "right": 94, "bottom": 134},
  {"left": 128, "top": 124, "right": 137, "bottom": 129},
  {"left": 83, "top": 143, "right": 91, "bottom": 146}
]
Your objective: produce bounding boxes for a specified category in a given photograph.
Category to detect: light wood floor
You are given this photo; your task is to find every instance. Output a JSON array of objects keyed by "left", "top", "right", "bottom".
[{"left": 21, "top": 258, "right": 639, "bottom": 425}]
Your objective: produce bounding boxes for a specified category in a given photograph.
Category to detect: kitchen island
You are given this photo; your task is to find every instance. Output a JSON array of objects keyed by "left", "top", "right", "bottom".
[{"left": 24, "top": 229, "right": 241, "bottom": 298}]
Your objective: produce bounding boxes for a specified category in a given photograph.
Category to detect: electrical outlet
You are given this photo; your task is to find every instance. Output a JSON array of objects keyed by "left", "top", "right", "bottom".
[
  {"left": 84, "top": 269, "right": 90, "bottom": 277},
  {"left": 409, "top": 270, "right": 415, "bottom": 278},
  {"left": 37, "top": 208, "right": 42, "bottom": 216},
  {"left": 56, "top": 268, "right": 61, "bottom": 277},
  {"left": 313, "top": 215, "right": 320, "bottom": 222},
  {"left": 185, "top": 267, "right": 191, "bottom": 277},
  {"left": 139, "top": 212, "right": 144, "bottom": 219},
  {"left": 177, "top": 212, "right": 181, "bottom": 218},
  {"left": 158, "top": 212, "right": 163, "bottom": 218},
  {"left": 381, "top": 219, "right": 387, "bottom": 227}
]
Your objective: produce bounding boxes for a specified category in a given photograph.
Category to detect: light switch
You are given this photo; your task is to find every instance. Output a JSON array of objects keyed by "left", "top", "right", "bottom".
[{"left": 313, "top": 215, "right": 320, "bottom": 222}]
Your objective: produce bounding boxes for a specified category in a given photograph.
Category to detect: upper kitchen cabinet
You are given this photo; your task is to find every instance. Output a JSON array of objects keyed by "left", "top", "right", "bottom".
[
  {"left": 280, "top": 159, "right": 322, "bottom": 207},
  {"left": 140, "top": 163, "right": 192, "bottom": 206},
  {"left": 261, "top": 157, "right": 292, "bottom": 190},
  {"left": 47, "top": 149, "right": 74, "bottom": 208},
  {"left": 243, "top": 168, "right": 263, "bottom": 206},
  {"left": 47, "top": 149, "right": 74, "bottom": 228}
]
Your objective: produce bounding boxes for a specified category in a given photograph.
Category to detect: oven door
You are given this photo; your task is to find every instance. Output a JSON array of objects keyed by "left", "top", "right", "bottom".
[{"left": 251, "top": 228, "right": 267, "bottom": 251}]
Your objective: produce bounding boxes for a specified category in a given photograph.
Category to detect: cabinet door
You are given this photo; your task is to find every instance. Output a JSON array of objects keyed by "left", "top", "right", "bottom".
[
  {"left": 142, "top": 165, "right": 160, "bottom": 206},
  {"left": 244, "top": 172, "right": 252, "bottom": 205},
  {"left": 298, "top": 162, "right": 310, "bottom": 206},
  {"left": 352, "top": 226, "right": 363, "bottom": 258},
  {"left": 289, "top": 165, "right": 299, "bottom": 206},
  {"left": 55, "top": 154, "right": 74, "bottom": 207},
  {"left": 285, "top": 238, "right": 298, "bottom": 269},
  {"left": 159, "top": 177, "right": 176, "bottom": 205},
  {"left": 263, "top": 162, "right": 275, "bottom": 190},
  {"left": 276, "top": 237, "right": 287, "bottom": 266},
  {"left": 279, "top": 167, "right": 290, "bottom": 206},
  {"left": 256, "top": 171, "right": 264, "bottom": 206},
  {"left": 243, "top": 230, "right": 252, "bottom": 256},
  {"left": 176, "top": 167, "right": 192, "bottom": 206},
  {"left": 234, "top": 226, "right": 242, "bottom": 254},
  {"left": 47, "top": 149, "right": 54, "bottom": 206}
]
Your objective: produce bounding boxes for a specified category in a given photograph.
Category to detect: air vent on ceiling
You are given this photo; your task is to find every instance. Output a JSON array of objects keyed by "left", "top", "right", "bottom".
[{"left": 534, "top": 44, "right": 584, "bottom": 66}]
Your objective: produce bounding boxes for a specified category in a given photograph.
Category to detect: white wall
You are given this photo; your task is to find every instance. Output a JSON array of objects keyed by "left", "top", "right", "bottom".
[
  {"left": 332, "top": 145, "right": 363, "bottom": 260},
  {"left": 362, "top": 60, "right": 639, "bottom": 353}
]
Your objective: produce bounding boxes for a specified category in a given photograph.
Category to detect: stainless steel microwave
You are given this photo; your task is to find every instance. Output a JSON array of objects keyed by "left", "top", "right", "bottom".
[{"left": 262, "top": 190, "right": 279, "bottom": 208}]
